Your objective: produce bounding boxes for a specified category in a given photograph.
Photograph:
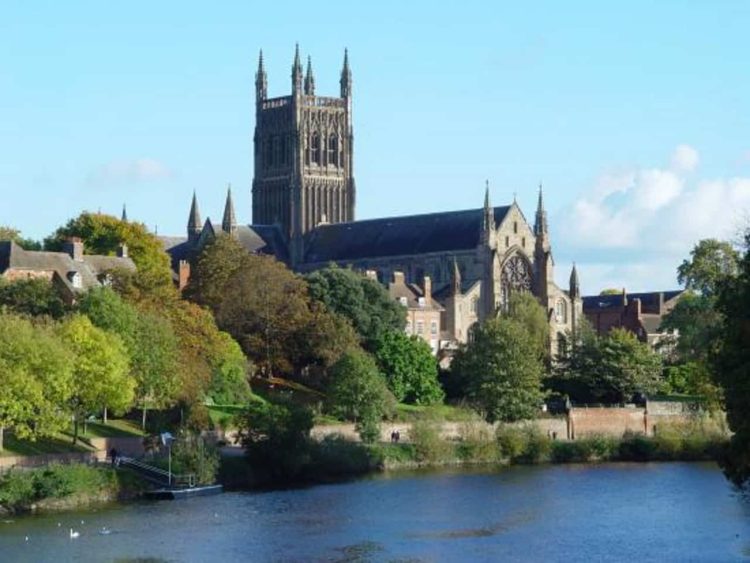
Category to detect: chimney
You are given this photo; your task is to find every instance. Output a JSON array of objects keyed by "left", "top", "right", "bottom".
[
  {"left": 423, "top": 275, "right": 432, "bottom": 301},
  {"left": 393, "top": 271, "right": 405, "bottom": 285},
  {"left": 178, "top": 260, "right": 191, "bottom": 291},
  {"left": 63, "top": 237, "right": 84, "bottom": 262},
  {"left": 117, "top": 243, "right": 128, "bottom": 258}
]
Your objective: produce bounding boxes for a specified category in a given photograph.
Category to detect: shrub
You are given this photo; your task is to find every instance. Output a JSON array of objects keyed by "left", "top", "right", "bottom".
[
  {"left": 496, "top": 426, "right": 528, "bottom": 461},
  {"left": 307, "top": 436, "right": 375, "bottom": 479},
  {"left": 410, "top": 420, "right": 452, "bottom": 464},
  {"left": 457, "top": 423, "right": 501, "bottom": 463},
  {"left": 618, "top": 432, "right": 657, "bottom": 461}
]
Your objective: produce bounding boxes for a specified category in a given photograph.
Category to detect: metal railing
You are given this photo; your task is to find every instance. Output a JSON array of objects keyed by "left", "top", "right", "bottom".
[{"left": 118, "top": 456, "right": 195, "bottom": 488}]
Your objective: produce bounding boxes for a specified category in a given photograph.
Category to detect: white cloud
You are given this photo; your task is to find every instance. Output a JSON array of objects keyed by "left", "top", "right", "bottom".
[
  {"left": 559, "top": 145, "right": 750, "bottom": 293},
  {"left": 87, "top": 158, "right": 173, "bottom": 187},
  {"left": 670, "top": 144, "right": 699, "bottom": 173}
]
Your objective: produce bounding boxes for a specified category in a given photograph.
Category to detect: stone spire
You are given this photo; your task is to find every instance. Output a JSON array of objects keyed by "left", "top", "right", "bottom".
[
  {"left": 255, "top": 49, "right": 267, "bottom": 102},
  {"left": 291, "top": 43, "right": 303, "bottom": 93},
  {"left": 187, "top": 190, "right": 202, "bottom": 242},
  {"left": 340, "top": 48, "right": 352, "bottom": 98},
  {"left": 304, "top": 55, "right": 315, "bottom": 96},
  {"left": 222, "top": 185, "right": 237, "bottom": 235},
  {"left": 451, "top": 257, "right": 462, "bottom": 296},
  {"left": 569, "top": 263, "right": 580, "bottom": 300},
  {"left": 482, "top": 180, "right": 494, "bottom": 243},
  {"left": 534, "top": 183, "right": 548, "bottom": 237},
  {"left": 121, "top": 204, "right": 128, "bottom": 222}
]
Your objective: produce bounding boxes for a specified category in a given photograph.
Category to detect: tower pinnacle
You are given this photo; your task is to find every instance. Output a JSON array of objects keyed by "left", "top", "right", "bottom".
[
  {"left": 292, "top": 43, "right": 303, "bottom": 92},
  {"left": 534, "top": 183, "right": 548, "bottom": 237},
  {"left": 340, "top": 48, "right": 352, "bottom": 98},
  {"left": 569, "top": 263, "right": 580, "bottom": 300},
  {"left": 222, "top": 185, "right": 237, "bottom": 235},
  {"left": 121, "top": 204, "right": 128, "bottom": 222},
  {"left": 482, "top": 181, "right": 494, "bottom": 242},
  {"left": 256, "top": 49, "right": 267, "bottom": 102},
  {"left": 187, "top": 190, "right": 202, "bottom": 241},
  {"left": 304, "top": 55, "right": 315, "bottom": 95}
]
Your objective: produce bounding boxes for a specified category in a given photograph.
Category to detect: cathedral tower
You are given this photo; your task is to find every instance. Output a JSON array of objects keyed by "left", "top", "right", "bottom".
[{"left": 252, "top": 46, "right": 356, "bottom": 264}]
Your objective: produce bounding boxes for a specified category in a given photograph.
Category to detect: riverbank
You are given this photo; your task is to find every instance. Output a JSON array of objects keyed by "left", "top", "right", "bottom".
[
  {"left": 0, "top": 463, "right": 147, "bottom": 515},
  {"left": 219, "top": 420, "right": 730, "bottom": 489}
]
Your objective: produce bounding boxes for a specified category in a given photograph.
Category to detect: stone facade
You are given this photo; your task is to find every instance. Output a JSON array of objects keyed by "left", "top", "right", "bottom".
[
  {"left": 386, "top": 271, "right": 444, "bottom": 354},
  {"left": 160, "top": 47, "right": 582, "bottom": 355}
]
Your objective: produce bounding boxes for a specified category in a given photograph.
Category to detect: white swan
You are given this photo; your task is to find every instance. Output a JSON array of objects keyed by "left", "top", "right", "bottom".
[{"left": 69, "top": 529, "right": 80, "bottom": 539}]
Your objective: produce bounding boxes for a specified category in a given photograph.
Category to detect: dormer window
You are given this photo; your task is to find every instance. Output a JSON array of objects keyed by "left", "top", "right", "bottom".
[
  {"left": 399, "top": 297, "right": 408, "bottom": 306},
  {"left": 418, "top": 297, "right": 426, "bottom": 307},
  {"left": 68, "top": 271, "right": 82, "bottom": 289}
]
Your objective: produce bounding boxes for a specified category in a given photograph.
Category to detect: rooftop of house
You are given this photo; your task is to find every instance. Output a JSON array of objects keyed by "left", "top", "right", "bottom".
[
  {"left": 582, "top": 290, "right": 684, "bottom": 314},
  {"left": 0, "top": 239, "right": 136, "bottom": 294}
]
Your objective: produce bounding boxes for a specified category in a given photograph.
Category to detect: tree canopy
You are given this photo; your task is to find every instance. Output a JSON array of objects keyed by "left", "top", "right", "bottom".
[
  {"left": 305, "top": 264, "right": 405, "bottom": 348},
  {"left": 0, "top": 278, "right": 69, "bottom": 319},
  {"left": 677, "top": 238, "right": 739, "bottom": 298},
  {"left": 451, "top": 317, "right": 545, "bottom": 423},
  {"left": 0, "top": 226, "right": 42, "bottom": 250},
  {"left": 373, "top": 330, "right": 443, "bottom": 405}
]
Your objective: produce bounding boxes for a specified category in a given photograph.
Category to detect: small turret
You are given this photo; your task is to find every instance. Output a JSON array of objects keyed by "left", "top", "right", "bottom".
[
  {"left": 304, "top": 56, "right": 315, "bottom": 96},
  {"left": 222, "top": 185, "right": 237, "bottom": 235},
  {"left": 187, "top": 191, "right": 202, "bottom": 242},
  {"left": 121, "top": 204, "right": 128, "bottom": 222},
  {"left": 340, "top": 48, "right": 352, "bottom": 98},
  {"left": 255, "top": 49, "right": 267, "bottom": 102},
  {"left": 481, "top": 180, "right": 494, "bottom": 244},
  {"left": 569, "top": 263, "right": 580, "bottom": 300},
  {"left": 534, "top": 183, "right": 548, "bottom": 237},
  {"left": 291, "top": 43, "right": 303, "bottom": 93}
]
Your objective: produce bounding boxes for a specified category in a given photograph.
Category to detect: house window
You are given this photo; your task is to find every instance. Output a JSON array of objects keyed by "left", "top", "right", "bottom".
[
  {"left": 417, "top": 321, "right": 424, "bottom": 334},
  {"left": 399, "top": 296, "right": 408, "bottom": 306},
  {"left": 418, "top": 297, "right": 426, "bottom": 308},
  {"left": 471, "top": 297, "right": 479, "bottom": 314},
  {"left": 406, "top": 321, "right": 412, "bottom": 334},
  {"left": 68, "top": 271, "right": 82, "bottom": 289},
  {"left": 430, "top": 321, "right": 438, "bottom": 335}
]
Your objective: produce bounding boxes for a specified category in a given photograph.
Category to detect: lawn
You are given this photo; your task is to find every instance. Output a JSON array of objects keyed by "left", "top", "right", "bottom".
[{"left": 393, "top": 403, "right": 478, "bottom": 423}]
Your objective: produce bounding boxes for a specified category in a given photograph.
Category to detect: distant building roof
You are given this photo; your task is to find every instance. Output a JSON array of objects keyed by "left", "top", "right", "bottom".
[
  {"left": 303, "top": 206, "right": 511, "bottom": 263},
  {"left": 0, "top": 240, "right": 135, "bottom": 294},
  {"left": 582, "top": 290, "right": 684, "bottom": 313}
]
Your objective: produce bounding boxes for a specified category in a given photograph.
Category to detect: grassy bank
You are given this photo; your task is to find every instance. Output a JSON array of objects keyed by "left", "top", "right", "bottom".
[
  {"left": 220, "top": 418, "right": 729, "bottom": 489},
  {"left": 0, "top": 463, "right": 147, "bottom": 515}
]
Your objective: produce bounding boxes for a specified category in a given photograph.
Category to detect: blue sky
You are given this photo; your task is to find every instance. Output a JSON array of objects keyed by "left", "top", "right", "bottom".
[{"left": 2, "top": 1, "right": 749, "bottom": 293}]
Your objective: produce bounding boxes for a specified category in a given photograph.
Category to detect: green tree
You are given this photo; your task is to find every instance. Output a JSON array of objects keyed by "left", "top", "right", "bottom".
[
  {"left": 46, "top": 212, "right": 172, "bottom": 292},
  {"left": 0, "top": 278, "right": 69, "bottom": 319},
  {"left": 373, "top": 330, "right": 444, "bottom": 405},
  {"left": 677, "top": 238, "right": 739, "bottom": 298},
  {"left": 0, "top": 226, "right": 42, "bottom": 250},
  {"left": 0, "top": 316, "right": 74, "bottom": 450},
  {"left": 451, "top": 318, "right": 545, "bottom": 423},
  {"left": 57, "top": 315, "right": 135, "bottom": 443},
  {"left": 327, "top": 350, "right": 394, "bottom": 443},
  {"left": 184, "top": 234, "right": 250, "bottom": 311},
  {"left": 713, "top": 231, "right": 750, "bottom": 486},
  {"left": 503, "top": 291, "right": 550, "bottom": 360},
  {"left": 556, "top": 327, "right": 663, "bottom": 403},
  {"left": 205, "top": 332, "right": 252, "bottom": 405},
  {"left": 238, "top": 400, "right": 314, "bottom": 481},
  {"left": 305, "top": 264, "right": 405, "bottom": 348}
]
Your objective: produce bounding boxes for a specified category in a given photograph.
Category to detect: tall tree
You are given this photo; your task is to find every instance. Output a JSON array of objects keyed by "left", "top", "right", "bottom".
[
  {"left": 713, "top": 231, "right": 750, "bottom": 487},
  {"left": 451, "top": 318, "right": 545, "bottom": 423},
  {"left": 0, "top": 315, "right": 74, "bottom": 450},
  {"left": 373, "top": 330, "right": 444, "bottom": 405},
  {"left": 677, "top": 238, "right": 740, "bottom": 298},
  {"left": 327, "top": 350, "right": 394, "bottom": 443},
  {"left": 184, "top": 234, "right": 249, "bottom": 312},
  {"left": 305, "top": 264, "right": 405, "bottom": 348},
  {"left": 57, "top": 315, "right": 134, "bottom": 443},
  {"left": 503, "top": 291, "right": 550, "bottom": 360}
]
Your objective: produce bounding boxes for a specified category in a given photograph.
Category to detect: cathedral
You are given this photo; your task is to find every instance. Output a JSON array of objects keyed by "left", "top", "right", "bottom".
[{"left": 161, "top": 46, "right": 581, "bottom": 355}]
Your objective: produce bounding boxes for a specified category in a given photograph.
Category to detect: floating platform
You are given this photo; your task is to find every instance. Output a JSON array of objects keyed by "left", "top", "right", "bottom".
[{"left": 145, "top": 484, "right": 224, "bottom": 500}]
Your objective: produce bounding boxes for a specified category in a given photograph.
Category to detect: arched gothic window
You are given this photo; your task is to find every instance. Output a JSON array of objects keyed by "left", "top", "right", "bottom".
[
  {"left": 328, "top": 135, "right": 338, "bottom": 167},
  {"left": 555, "top": 300, "right": 567, "bottom": 324},
  {"left": 311, "top": 133, "right": 321, "bottom": 165},
  {"left": 501, "top": 254, "right": 532, "bottom": 306}
]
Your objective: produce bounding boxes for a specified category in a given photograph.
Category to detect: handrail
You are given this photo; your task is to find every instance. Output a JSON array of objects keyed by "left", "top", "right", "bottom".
[{"left": 119, "top": 456, "right": 196, "bottom": 488}]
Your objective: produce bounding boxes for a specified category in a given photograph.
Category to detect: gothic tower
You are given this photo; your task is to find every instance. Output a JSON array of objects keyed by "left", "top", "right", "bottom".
[{"left": 252, "top": 45, "right": 356, "bottom": 264}]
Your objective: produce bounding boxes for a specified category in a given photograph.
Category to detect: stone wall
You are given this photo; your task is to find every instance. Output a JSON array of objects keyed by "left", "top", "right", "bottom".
[{"left": 569, "top": 407, "right": 647, "bottom": 439}]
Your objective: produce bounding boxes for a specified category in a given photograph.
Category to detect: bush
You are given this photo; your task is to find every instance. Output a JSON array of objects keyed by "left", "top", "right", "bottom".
[
  {"left": 170, "top": 433, "right": 220, "bottom": 485},
  {"left": 410, "top": 420, "right": 452, "bottom": 464},
  {"left": 456, "top": 423, "right": 501, "bottom": 463},
  {"left": 618, "top": 432, "right": 657, "bottom": 461},
  {"left": 307, "top": 436, "right": 375, "bottom": 479}
]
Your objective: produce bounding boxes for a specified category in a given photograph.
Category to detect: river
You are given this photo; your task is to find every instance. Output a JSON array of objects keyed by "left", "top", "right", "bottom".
[{"left": 0, "top": 462, "right": 748, "bottom": 562}]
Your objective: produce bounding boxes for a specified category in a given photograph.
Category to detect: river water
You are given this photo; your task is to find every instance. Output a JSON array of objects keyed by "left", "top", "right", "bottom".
[{"left": 0, "top": 462, "right": 748, "bottom": 562}]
